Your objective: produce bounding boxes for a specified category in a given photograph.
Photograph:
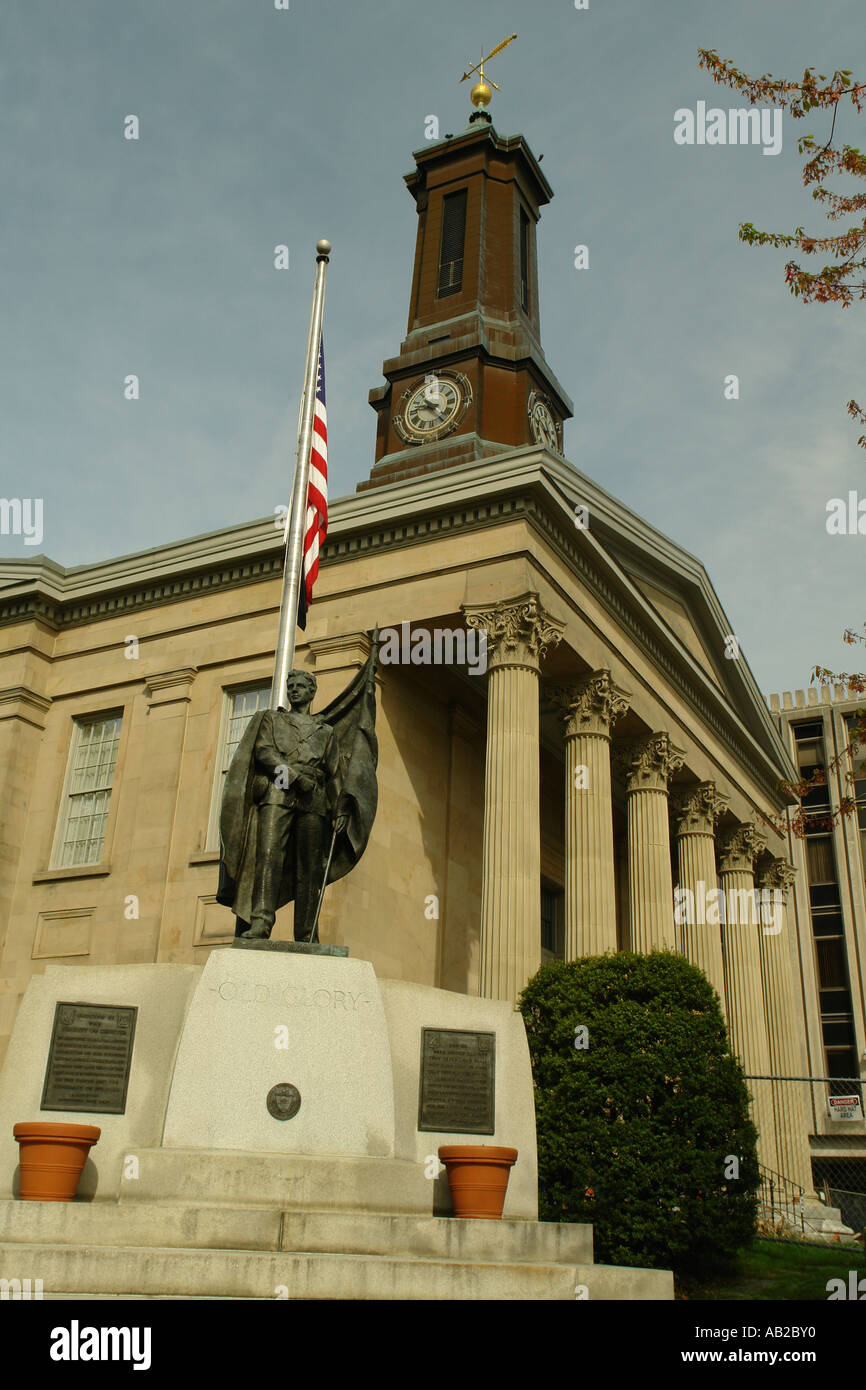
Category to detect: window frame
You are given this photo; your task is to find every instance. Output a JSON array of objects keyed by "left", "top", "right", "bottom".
[
  {"left": 205, "top": 681, "right": 272, "bottom": 852},
  {"left": 436, "top": 188, "right": 468, "bottom": 299},
  {"left": 49, "top": 710, "right": 124, "bottom": 870},
  {"left": 540, "top": 881, "right": 565, "bottom": 961},
  {"left": 519, "top": 206, "right": 530, "bottom": 312}
]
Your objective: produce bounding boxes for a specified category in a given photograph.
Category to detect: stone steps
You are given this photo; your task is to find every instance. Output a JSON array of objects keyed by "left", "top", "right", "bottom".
[
  {"left": 0, "top": 1143, "right": 675, "bottom": 1298},
  {"left": 118, "top": 1147, "right": 434, "bottom": 1214},
  {"left": 0, "top": 1200, "right": 594, "bottom": 1263},
  {"left": 42, "top": 1294, "right": 258, "bottom": 1301},
  {"left": 0, "top": 1197, "right": 673, "bottom": 1299},
  {"left": 0, "top": 1239, "right": 670, "bottom": 1300},
  {"left": 759, "top": 1196, "right": 859, "bottom": 1246}
]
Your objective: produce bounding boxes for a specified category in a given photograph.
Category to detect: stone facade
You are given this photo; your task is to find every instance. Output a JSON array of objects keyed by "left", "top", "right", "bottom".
[
  {"left": 0, "top": 110, "right": 816, "bottom": 1194},
  {"left": 0, "top": 459, "right": 803, "bottom": 1178}
]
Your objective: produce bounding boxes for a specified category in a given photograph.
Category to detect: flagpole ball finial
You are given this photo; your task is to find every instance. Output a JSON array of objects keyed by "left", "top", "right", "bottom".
[{"left": 317, "top": 239, "right": 332, "bottom": 259}]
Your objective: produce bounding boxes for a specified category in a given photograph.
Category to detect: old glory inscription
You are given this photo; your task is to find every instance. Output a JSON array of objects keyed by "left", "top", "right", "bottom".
[
  {"left": 418, "top": 1028, "right": 496, "bottom": 1134},
  {"left": 41, "top": 1002, "right": 138, "bottom": 1115}
]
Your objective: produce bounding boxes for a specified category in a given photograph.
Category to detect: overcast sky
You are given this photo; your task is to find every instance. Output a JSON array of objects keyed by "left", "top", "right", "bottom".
[{"left": 2, "top": 0, "right": 863, "bottom": 696}]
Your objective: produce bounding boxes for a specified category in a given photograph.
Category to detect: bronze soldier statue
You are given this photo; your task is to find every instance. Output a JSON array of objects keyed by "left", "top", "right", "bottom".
[{"left": 217, "top": 641, "right": 378, "bottom": 942}]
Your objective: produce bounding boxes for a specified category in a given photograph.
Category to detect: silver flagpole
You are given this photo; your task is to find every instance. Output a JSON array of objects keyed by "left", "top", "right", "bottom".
[{"left": 270, "top": 237, "right": 331, "bottom": 709}]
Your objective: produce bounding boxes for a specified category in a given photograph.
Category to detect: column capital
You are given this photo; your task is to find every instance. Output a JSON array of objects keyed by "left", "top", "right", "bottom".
[
  {"left": 672, "top": 781, "right": 728, "bottom": 837},
  {"left": 614, "top": 732, "right": 685, "bottom": 792},
  {"left": 463, "top": 592, "right": 564, "bottom": 674},
  {"left": 547, "top": 669, "right": 630, "bottom": 739},
  {"left": 757, "top": 856, "right": 798, "bottom": 901},
  {"left": 718, "top": 822, "right": 767, "bottom": 874}
]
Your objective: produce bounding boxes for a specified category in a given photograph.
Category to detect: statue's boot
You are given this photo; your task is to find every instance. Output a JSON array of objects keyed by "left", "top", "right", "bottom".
[{"left": 241, "top": 919, "right": 272, "bottom": 940}]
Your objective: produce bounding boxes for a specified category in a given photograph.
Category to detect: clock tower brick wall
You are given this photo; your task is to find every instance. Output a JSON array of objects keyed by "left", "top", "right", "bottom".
[{"left": 359, "top": 111, "right": 573, "bottom": 493}]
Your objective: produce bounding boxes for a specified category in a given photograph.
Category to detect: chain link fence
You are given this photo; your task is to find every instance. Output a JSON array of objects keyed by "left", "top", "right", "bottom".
[{"left": 744, "top": 1075, "right": 866, "bottom": 1245}]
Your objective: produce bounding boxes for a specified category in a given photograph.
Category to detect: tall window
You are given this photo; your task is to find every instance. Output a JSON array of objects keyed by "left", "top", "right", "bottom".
[
  {"left": 206, "top": 684, "right": 271, "bottom": 850},
  {"left": 519, "top": 208, "right": 530, "bottom": 312},
  {"left": 794, "top": 718, "right": 859, "bottom": 1084},
  {"left": 794, "top": 722, "right": 830, "bottom": 827},
  {"left": 845, "top": 714, "right": 866, "bottom": 890},
  {"left": 806, "top": 835, "right": 836, "bottom": 886},
  {"left": 52, "top": 714, "right": 122, "bottom": 868},
  {"left": 541, "top": 884, "right": 564, "bottom": 960},
  {"left": 437, "top": 190, "right": 467, "bottom": 298}
]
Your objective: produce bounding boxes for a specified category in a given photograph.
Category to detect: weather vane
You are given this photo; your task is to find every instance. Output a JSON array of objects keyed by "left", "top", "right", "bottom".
[{"left": 460, "top": 33, "right": 517, "bottom": 109}]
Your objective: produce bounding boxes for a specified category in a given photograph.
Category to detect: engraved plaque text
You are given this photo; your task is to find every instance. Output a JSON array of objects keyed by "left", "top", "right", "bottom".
[
  {"left": 418, "top": 1028, "right": 495, "bottom": 1134},
  {"left": 41, "top": 1002, "right": 137, "bottom": 1115}
]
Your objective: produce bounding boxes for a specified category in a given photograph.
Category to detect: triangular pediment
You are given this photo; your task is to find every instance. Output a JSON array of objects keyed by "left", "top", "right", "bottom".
[
  {"left": 629, "top": 578, "right": 725, "bottom": 691},
  {"left": 526, "top": 452, "right": 794, "bottom": 787}
]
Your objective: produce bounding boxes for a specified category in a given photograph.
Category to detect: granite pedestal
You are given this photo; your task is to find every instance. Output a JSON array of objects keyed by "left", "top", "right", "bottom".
[{"left": 0, "top": 946, "right": 673, "bottom": 1299}]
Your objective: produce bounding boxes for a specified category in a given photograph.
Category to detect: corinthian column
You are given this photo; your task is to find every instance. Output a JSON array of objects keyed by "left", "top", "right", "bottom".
[
  {"left": 549, "top": 671, "right": 629, "bottom": 959},
  {"left": 671, "top": 782, "right": 728, "bottom": 1003},
  {"left": 758, "top": 858, "right": 816, "bottom": 1194},
  {"left": 463, "top": 594, "right": 564, "bottom": 1001},
  {"left": 614, "top": 733, "right": 684, "bottom": 952},
  {"left": 718, "top": 822, "right": 777, "bottom": 1172}
]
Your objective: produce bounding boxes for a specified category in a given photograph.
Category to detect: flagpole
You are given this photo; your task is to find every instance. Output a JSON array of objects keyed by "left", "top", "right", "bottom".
[{"left": 270, "top": 238, "right": 331, "bottom": 709}]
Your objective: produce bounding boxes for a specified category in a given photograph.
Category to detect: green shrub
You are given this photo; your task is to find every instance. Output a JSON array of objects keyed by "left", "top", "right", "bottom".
[{"left": 519, "top": 951, "right": 759, "bottom": 1276}]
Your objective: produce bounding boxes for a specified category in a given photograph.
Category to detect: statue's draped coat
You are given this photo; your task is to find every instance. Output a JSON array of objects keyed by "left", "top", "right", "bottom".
[{"left": 216, "top": 648, "right": 379, "bottom": 925}]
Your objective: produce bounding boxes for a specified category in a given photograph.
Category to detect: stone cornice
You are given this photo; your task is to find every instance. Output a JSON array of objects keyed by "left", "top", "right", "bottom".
[
  {"left": 407, "top": 121, "right": 555, "bottom": 209},
  {"left": 513, "top": 481, "right": 795, "bottom": 806},
  {"left": 463, "top": 592, "right": 564, "bottom": 674},
  {"left": 0, "top": 684, "right": 52, "bottom": 728},
  {"left": 531, "top": 456, "right": 792, "bottom": 765},
  {"left": 547, "top": 669, "right": 630, "bottom": 739},
  {"left": 308, "top": 632, "right": 373, "bottom": 674},
  {"left": 0, "top": 545, "right": 284, "bottom": 633},
  {"left": 0, "top": 447, "right": 794, "bottom": 805},
  {"left": 143, "top": 667, "right": 198, "bottom": 706}
]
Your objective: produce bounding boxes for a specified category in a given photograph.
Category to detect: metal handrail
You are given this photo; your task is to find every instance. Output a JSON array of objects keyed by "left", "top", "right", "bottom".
[
  {"left": 743, "top": 1074, "right": 863, "bottom": 1085},
  {"left": 758, "top": 1163, "right": 806, "bottom": 1234}
]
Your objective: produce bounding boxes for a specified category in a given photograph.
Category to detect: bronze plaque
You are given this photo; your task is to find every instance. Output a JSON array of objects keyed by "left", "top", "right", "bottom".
[
  {"left": 41, "top": 1002, "right": 137, "bottom": 1115},
  {"left": 267, "top": 1082, "right": 301, "bottom": 1121},
  {"left": 418, "top": 1028, "right": 496, "bottom": 1134}
]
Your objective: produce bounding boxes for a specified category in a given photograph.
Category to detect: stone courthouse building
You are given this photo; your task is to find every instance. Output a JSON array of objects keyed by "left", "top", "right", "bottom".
[{"left": 0, "top": 101, "right": 842, "bottom": 1197}]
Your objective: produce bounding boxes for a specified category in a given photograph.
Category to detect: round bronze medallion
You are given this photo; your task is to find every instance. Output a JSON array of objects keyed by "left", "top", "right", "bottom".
[{"left": 266, "top": 1082, "right": 302, "bottom": 1121}]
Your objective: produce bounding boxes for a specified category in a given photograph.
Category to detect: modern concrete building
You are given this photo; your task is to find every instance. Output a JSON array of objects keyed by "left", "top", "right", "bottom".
[
  {"left": 0, "top": 102, "right": 829, "bottom": 1197},
  {"left": 767, "top": 686, "right": 866, "bottom": 1200}
]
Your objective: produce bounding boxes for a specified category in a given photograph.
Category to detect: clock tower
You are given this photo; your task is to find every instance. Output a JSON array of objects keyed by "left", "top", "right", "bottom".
[{"left": 359, "top": 101, "right": 573, "bottom": 492}]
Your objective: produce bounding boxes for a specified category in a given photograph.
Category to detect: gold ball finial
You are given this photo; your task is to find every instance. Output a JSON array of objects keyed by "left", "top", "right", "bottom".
[{"left": 470, "top": 80, "right": 492, "bottom": 109}]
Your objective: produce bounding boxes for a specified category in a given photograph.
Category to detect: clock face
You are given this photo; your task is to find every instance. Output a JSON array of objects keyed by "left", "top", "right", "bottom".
[
  {"left": 407, "top": 378, "right": 461, "bottom": 434},
  {"left": 394, "top": 372, "right": 472, "bottom": 445},
  {"left": 528, "top": 393, "right": 559, "bottom": 451}
]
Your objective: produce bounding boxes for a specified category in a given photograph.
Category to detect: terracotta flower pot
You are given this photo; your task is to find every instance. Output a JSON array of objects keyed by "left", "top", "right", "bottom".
[
  {"left": 438, "top": 1144, "right": 518, "bottom": 1219},
  {"left": 13, "top": 1122, "right": 101, "bottom": 1202}
]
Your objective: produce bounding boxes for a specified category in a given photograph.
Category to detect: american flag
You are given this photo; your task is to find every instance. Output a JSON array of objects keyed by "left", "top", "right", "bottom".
[{"left": 297, "top": 336, "right": 328, "bottom": 630}]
